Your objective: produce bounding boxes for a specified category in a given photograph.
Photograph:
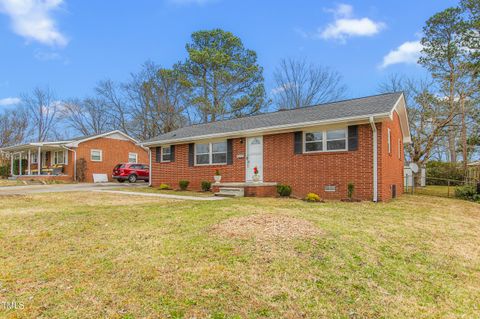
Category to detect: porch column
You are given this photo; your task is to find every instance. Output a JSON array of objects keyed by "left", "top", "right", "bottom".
[
  {"left": 38, "top": 146, "right": 42, "bottom": 176},
  {"left": 27, "top": 149, "right": 31, "bottom": 175},
  {"left": 19, "top": 152, "right": 23, "bottom": 176},
  {"left": 10, "top": 152, "right": 14, "bottom": 176}
]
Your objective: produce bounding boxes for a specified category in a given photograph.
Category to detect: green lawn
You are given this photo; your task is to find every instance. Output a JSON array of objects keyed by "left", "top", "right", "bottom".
[
  {"left": 414, "top": 185, "right": 458, "bottom": 198},
  {"left": 0, "top": 193, "right": 479, "bottom": 318},
  {"left": 118, "top": 186, "right": 214, "bottom": 197},
  {"left": 0, "top": 179, "right": 23, "bottom": 187}
]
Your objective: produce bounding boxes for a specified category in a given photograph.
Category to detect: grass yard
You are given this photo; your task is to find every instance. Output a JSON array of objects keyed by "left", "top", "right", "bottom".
[
  {"left": 118, "top": 186, "right": 214, "bottom": 197},
  {"left": 0, "top": 179, "right": 23, "bottom": 187},
  {"left": 0, "top": 193, "right": 479, "bottom": 318},
  {"left": 414, "top": 185, "right": 457, "bottom": 198}
]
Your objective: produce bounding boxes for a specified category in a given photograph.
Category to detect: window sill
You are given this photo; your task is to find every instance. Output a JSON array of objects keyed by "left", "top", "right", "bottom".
[
  {"left": 301, "top": 150, "right": 350, "bottom": 155},
  {"left": 194, "top": 163, "right": 228, "bottom": 167}
]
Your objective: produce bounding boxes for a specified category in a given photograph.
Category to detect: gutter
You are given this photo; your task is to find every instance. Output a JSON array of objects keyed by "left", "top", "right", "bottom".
[
  {"left": 369, "top": 117, "right": 378, "bottom": 202},
  {"left": 141, "top": 112, "right": 393, "bottom": 147}
]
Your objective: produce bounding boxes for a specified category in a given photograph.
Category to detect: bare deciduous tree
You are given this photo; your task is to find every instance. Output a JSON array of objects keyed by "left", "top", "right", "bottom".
[
  {"left": 0, "top": 108, "right": 29, "bottom": 147},
  {"left": 124, "top": 61, "right": 189, "bottom": 140},
  {"left": 273, "top": 58, "right": 347, "bottom": 109},
  {"left": 21, "top": 87, "right": 59, "bottom": 142},
  {"left": 379, "top": 75, "right": 458, "bottom": 183},
  {"left": 60, "top": 98, "right": 112, "bottom": 136}
]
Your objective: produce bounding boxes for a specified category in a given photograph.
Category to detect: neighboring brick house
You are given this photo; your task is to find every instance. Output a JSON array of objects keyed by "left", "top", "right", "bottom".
[
  {"left": 142, "top": 93, "right": 411, "bottom": 201},
  {"left": 1, "top": 130, "right": 148, "bottom": 183}
]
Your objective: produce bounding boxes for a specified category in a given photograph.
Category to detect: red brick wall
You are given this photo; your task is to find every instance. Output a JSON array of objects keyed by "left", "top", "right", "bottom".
[
  {"left": 150, "top": 117, "right": 405, "bottom": 201},
  {"left": 262, "top": 125, "right": 374, "bottom": 200},
  {"left": 151, "top": 139, "right": 246, "bottom": 190},
  {"left": 71, "top": 137, "right": 148, "bottom": 183},
  {"left": 378, "top": 111, "right": 405, "bottom": 201}
]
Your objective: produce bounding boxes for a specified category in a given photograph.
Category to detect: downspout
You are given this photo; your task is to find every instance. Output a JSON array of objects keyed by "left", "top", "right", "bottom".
[
  {"left": 369, "top": 117, "right": 378, "bottom": 202},
  {"left": 62, "top": 146, "right": 77, "bottom": 182},
  {"left": 148, "top": 148, "right": 152, "bottom": 187}
]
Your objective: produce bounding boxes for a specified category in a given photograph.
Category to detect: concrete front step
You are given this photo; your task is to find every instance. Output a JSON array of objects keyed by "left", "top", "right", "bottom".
[{"left": 214, "top": 187, "right": 245, "bottom": 197}]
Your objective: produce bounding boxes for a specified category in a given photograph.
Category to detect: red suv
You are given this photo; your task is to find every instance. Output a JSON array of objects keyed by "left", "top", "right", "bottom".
[{"left": 112, "top": 163, "right": 149, "bottom": 183}]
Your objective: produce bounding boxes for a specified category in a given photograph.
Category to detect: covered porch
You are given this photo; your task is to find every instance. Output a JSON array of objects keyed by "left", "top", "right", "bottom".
[{"left": 1, "top": 142, "right": 73, "bottom": 180}]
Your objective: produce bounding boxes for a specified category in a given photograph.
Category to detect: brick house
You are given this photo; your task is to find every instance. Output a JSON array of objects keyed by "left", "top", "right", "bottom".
[
  {"left": 142, "top": 93, "right": 411, "bottom": 201},
  {"left": 1, "top": 130, "right": 148, "bottom": 183}
]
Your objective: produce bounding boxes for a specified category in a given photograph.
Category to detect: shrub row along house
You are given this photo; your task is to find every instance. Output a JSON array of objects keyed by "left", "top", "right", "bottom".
[
  {"left": 1, "top": 131, "right": 148, "bottom": 183},
  {"left": 142, "top": 92, "right": 411, "bottom": 201}
]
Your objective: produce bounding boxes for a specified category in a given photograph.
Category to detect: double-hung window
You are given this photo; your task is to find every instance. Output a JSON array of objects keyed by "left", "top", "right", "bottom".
[
  {"left": 31, "top": 152, "right": 38, "bottom": 164},
  {"left": 53, "top": 150, "right": 66, "bottom": 165},
  {"left": 387, "top": 128, "right": 391, "bottom": 154},
  {"left": 195, "top": 141, "right": 227, "bottom": 165},
  {"left": 161, "top": 146, "right": 171, "bottom": 162},
  {"left": 304, "top": 128, "right": 347, "bottom": 153},
  {"left": 91, "top": 149, "right": 103, "bottom": 162},
  {"left": 326, "top": 129, "right": 347, "bottom": 150},
  {"left": 128, "top": 152, "right": 138, "bottom": 163}
]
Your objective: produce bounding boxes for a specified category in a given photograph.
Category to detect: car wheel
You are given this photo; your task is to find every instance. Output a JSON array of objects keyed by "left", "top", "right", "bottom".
[
  {"left": 117, "top": 179, "right": 126, "bottom": 183},
  {"left": 128, "top": 174, "right": 137, "bottom": 183}
]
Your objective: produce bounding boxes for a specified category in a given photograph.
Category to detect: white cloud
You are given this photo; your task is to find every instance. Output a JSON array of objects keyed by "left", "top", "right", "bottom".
[
  {"left": 380, "top": 40, "right": 422, "bottom": 68},
  {"left": 0, "top": 97, "right": 21, "bottom": 106},
  {"left": 168, "top": 0, "right": 217, "bottom": 5},
  {"left": 271, "top": 82, "right": 296, "bottom": 95},
  {"left": 319, "top": 3, "right": 385, "bottom": 42},
  {"left": 0, "top": 0, "right": 68, "bottom": 47}
]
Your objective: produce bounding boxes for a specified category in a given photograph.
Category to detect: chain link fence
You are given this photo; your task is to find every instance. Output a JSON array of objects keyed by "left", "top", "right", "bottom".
[{"left": 405, "top": 175, "right": 477, "bottom": 198}]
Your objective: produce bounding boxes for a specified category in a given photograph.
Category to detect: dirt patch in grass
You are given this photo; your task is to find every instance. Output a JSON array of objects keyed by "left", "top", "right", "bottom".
[{"left": 211, "top": 214, "right": 322, "bottom": 241}]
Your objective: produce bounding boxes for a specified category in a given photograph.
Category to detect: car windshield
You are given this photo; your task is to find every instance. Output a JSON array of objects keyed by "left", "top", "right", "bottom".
[{"left": 114, "top": 164, "right": 125, "bottom": 170}]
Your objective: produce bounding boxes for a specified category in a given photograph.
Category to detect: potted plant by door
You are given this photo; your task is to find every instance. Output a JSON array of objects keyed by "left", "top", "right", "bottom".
[
  {"left": 252, "top": 166, "right": 260, "bottom": 182},
  {"left": 214, "top": 169, "right": 222, "bottom": 183}
]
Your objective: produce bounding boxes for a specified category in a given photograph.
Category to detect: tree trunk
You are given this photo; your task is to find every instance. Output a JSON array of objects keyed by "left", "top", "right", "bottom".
[{"left": 460, "top": 95, "right": 467, "bottom": 171}]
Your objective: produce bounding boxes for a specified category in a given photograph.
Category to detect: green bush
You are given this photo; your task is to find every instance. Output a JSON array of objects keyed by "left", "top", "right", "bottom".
[
  {"left": 276, "top": 184, "right": 292, "bottom": 197},
  {"left": 201, "top": 181, "right": 212, "bottom": 192},
  {"left": 0, "top": 165, "right": 9, "bottom": 178},
  {"left": 304, "top": 193, "right": 321, "bottom": 202},
  {"left": 347, "top": 182, "right": 355, "bottom": 199},
  {"left": 159, "top": 183, "right": 171, "bottom": 190},
  {"left": 455, "top": 185, "right": 480, "bottom": 202},
  {"left": 426, "top": 161, "right": 465, "bottom": 185},
  {"left": 179, "top": 180, "right": 190, "bottom": 191}
]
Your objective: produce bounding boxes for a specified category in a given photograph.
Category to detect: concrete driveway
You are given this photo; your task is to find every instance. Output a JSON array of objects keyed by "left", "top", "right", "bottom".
[{"left": 0, "top": 182, "right": 147, "bottom": 195}]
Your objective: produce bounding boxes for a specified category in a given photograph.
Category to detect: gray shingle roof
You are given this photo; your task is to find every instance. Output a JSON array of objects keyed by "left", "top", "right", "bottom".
[{"left": 143, "top": 92, "right": 402, "bottom": 145}]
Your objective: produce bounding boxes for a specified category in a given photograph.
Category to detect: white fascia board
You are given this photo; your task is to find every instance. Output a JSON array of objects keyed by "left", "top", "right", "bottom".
[
  {"left": 66, "top": 130, "right": 140, "bottom": 147},
  {"left": 142, "top": 113, "right": 392, "bottom": 147}
]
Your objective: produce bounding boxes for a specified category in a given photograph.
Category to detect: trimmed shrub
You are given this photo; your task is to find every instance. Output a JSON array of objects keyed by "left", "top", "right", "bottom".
[
  {"left": 304, "top": 193, "right": 321, "bottom": 202},
  {"left": 455, "top": 185, "right": 480, "bottom": 202},
  {"left": 159, "top": 183, "right": 171, "bottom": 190},
  {"left": 347, "top": 182, "right": 355, "bottom": 199},
  {"left": 201, "top": 181, "right": 212, "bottom": 192},
  {"left": 179, "top": 180, "right": 190, "bottom": 191},
  {"left": 0, "top": 165, "right": 9, "bottom": 178},
  {"left": 276, "top": 184, "right": 292, "bottom": 197},
  {"left": 215, "top": 169, "right": 221, "bottom": 176}
]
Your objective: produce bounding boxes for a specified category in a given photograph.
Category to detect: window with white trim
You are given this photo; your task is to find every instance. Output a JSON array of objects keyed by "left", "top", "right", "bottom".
[
  {"left": 387, "top": 128, "right": 391, "bottom": 154},
  {"left": 53, "top": 150, "right": 66, "bottom": 165},
  {"left": 195, "top": 141, "right": 227, "bottom": 165},
  {"left": 91, "top": 149, "right": 103, "bottom": 162},
  {"left": 304, "top": 128, "right": 347, "bottom": 153},
  {"left": 398, "top": 139, "right": 401, "bottom": 159},
  {"left": 31, "top": 152, "right": 38, "bottom": 164},
  {"left": 128, "top": 152, "right": 138, "bottom": 163},
  {"left": 161, "top": 146, "right": 171, "bottom": 162}
]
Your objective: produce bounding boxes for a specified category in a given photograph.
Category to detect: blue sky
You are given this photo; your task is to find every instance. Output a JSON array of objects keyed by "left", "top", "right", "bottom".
[{"left": 0, "top": 0, "right": 458, "bottom": 108}]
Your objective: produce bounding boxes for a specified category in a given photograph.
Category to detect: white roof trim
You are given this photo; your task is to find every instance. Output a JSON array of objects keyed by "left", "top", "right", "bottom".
[
  {"left": 142, "top": 112, "right": 393, "bottom": 147},
  {"left": 391, "top": 94, "right": 412, "bottom": 144},
  {"left": 65, "top": 130, "right": 140, "bottom": 147}
]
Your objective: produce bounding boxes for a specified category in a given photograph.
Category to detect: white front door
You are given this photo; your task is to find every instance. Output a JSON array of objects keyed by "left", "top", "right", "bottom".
[{"left": 246, "top": 136, "right": 263, "bottom": 182}]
